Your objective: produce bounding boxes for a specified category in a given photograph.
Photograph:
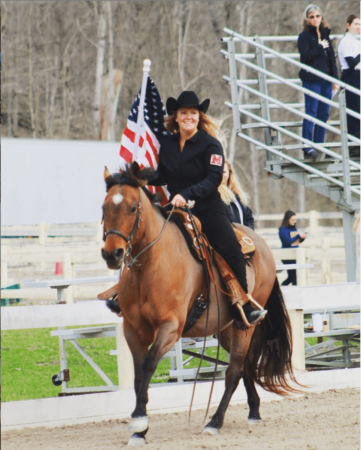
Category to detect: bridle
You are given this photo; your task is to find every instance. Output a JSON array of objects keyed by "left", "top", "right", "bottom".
[{"left": 103, "top": 189, "right": 175, "bottom": 268}]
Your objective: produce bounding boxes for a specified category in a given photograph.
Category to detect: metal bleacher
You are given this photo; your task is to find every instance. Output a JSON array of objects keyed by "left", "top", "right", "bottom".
[{"left": 221, "top": 29, "right": 360, "bottom": 281}]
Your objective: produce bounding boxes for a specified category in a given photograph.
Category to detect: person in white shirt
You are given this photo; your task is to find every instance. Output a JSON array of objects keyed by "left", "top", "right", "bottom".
[{"left": 338, "top": 14, "right": 360, "bottom": 157}]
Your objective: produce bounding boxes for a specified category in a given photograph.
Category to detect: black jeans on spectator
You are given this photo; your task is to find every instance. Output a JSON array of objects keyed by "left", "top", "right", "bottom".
[{"left": 281, "top": 259, "right": 297, "bottom": 286}]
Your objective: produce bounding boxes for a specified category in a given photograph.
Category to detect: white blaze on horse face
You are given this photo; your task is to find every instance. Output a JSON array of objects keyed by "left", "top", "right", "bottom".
[{"left": 112, "top": 193, "right": 123, "bottom": 205}]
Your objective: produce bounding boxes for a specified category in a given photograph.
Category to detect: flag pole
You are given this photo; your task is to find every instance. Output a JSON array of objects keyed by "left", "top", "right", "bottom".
[{"left": 132, "top": 59, "right": 151, "bottom": 162}]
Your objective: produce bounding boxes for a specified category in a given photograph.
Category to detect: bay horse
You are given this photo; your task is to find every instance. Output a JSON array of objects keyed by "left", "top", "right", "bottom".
[{"left": 101, "top": 162, "right": 299, "bottom": 446}]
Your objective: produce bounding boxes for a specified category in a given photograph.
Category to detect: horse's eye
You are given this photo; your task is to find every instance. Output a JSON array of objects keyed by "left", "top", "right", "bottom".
[{"left": 130, "top": 206, "right": 137, "bottom": 214}]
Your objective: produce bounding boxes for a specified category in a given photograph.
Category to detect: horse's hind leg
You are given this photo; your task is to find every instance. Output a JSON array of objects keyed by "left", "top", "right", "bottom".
[
  {"left": 204, "top": 326, "right": 253, "bottom": 435},
  {"left": 243, "top": 363, "right": 262, "bottom": 424}
]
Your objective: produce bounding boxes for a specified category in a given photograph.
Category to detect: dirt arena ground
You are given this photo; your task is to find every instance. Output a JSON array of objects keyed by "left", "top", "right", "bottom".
[{"left": 2, "top": 388, "right": 360, "bottom": 449}]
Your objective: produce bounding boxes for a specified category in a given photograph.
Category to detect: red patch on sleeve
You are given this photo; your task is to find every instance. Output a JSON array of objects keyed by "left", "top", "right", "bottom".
[{"left": 210, "top": 154, "right": 223, "bottom": 166}]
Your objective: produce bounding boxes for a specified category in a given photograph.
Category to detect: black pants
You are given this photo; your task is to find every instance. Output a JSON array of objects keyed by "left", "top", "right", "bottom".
[
  {"left": 341, "top": 69, "right": 360, "bottom": 138},
  {"left": 195, "top": 207, "right": 248, "bottom": 293},
  {"left": 281, "top": 259, "right": 297, "bottom": 286}
]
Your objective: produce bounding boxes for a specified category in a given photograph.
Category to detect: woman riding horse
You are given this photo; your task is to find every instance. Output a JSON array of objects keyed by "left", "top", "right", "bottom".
[{"left": 148, "top": 91, "right": 266, "bottom": 326}]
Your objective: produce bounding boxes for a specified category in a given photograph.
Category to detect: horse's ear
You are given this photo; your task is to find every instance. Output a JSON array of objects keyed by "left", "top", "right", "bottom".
[
  {"left": 104, "top": 166, "right": 111, "bottom": 180},
  {"left": 130, "top": 161, "right": 141, "bottom": 179}
]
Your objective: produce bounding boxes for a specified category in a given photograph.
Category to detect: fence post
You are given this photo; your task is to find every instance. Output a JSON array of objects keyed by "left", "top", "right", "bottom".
[
  {"left": 63, "top": 253, "right": 73, "bottom": 304},
  {"left": 1, "top": 262, "right": 8, "bottom": 287},
  {"left": 39, "top": 222, "right": 47, "bottom": 245},
  {"left": 321, "top": 237, "right": 332, "bottom": 284},
  {"left": 296, "top": 248, "right": 307, "bottom": 286},
  {"left": 288, "top": 308, "right": 305, "bottom": 371},
  {"left": 116, "top": 322, "right": 134, "bottom": 390},
  {"left": 96, "top": 222, "right": 103, "bottom": 244},
  {"left": 308, "top": 210, "right": 318, "bottom": 235}
]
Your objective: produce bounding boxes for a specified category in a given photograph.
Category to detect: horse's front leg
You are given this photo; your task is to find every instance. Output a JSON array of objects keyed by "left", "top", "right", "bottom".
[
  {"left": 128, "top": 320, "right": 179, "bottom": 434},
  {"left": 123, "top": 320, "right": 149, "bottom": 395},
  {"left": 123, "top": 320, "right": 151, "bottom": 446}
]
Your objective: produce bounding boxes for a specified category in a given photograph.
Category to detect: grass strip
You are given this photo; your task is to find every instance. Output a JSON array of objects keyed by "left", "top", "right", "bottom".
[{"left": 1, "top": 327, "right": 228, "bottom": 402}]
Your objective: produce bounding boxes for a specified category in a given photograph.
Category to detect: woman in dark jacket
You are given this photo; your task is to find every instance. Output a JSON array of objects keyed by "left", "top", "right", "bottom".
[
  {"left": 219, "top": 161, "right": 254, "bottom": 229},
  {"left": 278, "top": 210, "right": 307, "bottom": 286},
  {"left": 298, "top": 4, "right": 339, "bottom": 159},
  {"left": 149, "top": 91, "right": 266, "bottom": 325}
]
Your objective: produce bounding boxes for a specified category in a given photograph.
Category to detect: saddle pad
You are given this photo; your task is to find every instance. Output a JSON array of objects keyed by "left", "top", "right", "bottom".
[{"left": 233, "top": 226, "right": 256, "bottom": 255}]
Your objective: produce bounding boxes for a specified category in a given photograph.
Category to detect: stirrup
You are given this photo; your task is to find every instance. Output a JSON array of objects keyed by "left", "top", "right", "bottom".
[
  {"left": 235, "top": 294, "right": 266, "bottom": 329},
  {"left": 246, "top": 293, "right": 264, "bottom": 311}
]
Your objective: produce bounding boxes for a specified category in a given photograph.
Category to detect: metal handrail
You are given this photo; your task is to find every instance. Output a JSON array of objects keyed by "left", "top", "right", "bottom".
[
  {"left": 231, "top": 34, "right": 359, "bottom": 42},
  {"left": 225, "top": 101, "right": 360, "bottom": 171},
  {"left": 222, "top": 28, "right": 360, "bottom": 96},
  {"left": 238, "top": 131, "right": 346, "bottom": 189},
  {"left": 236, "top": 79, "right": 359, "bottom": 143},
  {"left": 221, "top": 51, "right": 361, "bottom": 122}
]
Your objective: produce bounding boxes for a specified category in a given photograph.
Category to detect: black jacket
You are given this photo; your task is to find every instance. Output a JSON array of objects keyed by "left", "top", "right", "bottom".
[
  {"left": 297, "top": 26, "right": 338, "bottom": 82},
  {"left": 227, "top": 195, "right": 254, "bottom": 230},
  {"left": 148, "top": 129, "right": 226, "bottom": 213}
]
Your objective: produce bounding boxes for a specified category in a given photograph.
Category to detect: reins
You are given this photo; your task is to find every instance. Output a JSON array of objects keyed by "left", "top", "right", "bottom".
[{"left": 104, "top": 189, "right": 175, "bottom": 268}]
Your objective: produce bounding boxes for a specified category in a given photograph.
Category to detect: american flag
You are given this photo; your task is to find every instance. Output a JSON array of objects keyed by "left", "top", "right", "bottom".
[{"left": 119, "top": 77, "right": 169, "bottom": 203}]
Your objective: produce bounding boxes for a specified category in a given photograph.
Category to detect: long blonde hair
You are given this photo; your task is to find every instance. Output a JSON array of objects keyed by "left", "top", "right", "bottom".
[
  {"left": 165, "top": 111, "right": 227, "bottom": 152},
  {"left": 218, "top": 161, "right": 249, "bottom": 205}
]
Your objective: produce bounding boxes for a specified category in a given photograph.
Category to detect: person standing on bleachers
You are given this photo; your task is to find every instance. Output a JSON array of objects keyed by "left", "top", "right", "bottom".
[
  {"left": 338, "top": 14, "right": 360, "bottom": 158},
  {"left": 279, "top": 210, "right": 307, "bottom": 286},
  {"left": 297, "top": 4, "right": 339, "bottom": 159}
]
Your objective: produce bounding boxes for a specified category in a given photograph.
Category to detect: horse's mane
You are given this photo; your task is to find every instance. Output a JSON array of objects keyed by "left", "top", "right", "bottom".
[{"left": 105, "top": 162, "right": 162, "bottom": 208}]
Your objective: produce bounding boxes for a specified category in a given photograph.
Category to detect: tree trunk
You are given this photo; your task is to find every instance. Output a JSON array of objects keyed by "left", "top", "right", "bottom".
[
  {"left": 94, "top": 2, "right": 107, "bottom": 140},
  {"left": 106, "top": 1, "right": 115, "bottom": 141},
  {"left": 7, "top": 88, "right": 12, "bottom": 137},
  {"left": 27, "top": 9, "right": 36, "bottom": 138}
]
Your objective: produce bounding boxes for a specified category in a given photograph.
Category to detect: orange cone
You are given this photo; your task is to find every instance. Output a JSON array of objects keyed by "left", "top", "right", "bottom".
[{"left": 55, "top": 262, "right": 64, "bottom": 275}]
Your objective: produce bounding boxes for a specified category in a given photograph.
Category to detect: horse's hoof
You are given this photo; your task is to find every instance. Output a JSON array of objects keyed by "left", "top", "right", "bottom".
[
  {"left": 203, "top": 426, "right": 220, "bottom": 435},
  {"left": 248, "top": 418, "right": 263, "bottom": 425},
  {"left": 128, "top": 416, "right": 149, "bottom": 433},
  {"left": 128, "top": 436, "right": 146, "bottom": 446}
]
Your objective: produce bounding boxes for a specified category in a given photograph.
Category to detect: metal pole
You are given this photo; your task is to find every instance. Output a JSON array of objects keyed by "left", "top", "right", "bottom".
[
  {"left": 227, "top": 38, "right": 241, "bottom": 134},
  {"left": 339, "top": 88, "right": 352, "bottom": 206},
  {"left": 132, "top": 59, "right": 151, "bottom": 162},
  {"left": 342, "top": 209, "right": 357, "bottom": 282},
  {"left": 255, "top": 37, "right": 272, "bottom": 148}
]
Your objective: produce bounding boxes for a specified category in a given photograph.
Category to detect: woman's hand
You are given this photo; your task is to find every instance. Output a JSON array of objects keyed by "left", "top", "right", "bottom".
[
  {"left": 300, "top": 232, "right": 307, "bottom": 239},
  {"left": 171, "top": 194, "right": 187, "bottom": 208},
  {"left": 320, "top": 39, "right": 329, "bottom": 49},
  {"left": 332, "top": 83, "right": 339, "bottom": 91}
]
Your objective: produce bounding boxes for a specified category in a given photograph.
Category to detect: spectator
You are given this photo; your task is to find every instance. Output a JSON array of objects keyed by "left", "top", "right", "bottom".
[
  {"left": 338, "top": 14, "right": 360, "bottom": 158},
  {"left": 218, "top": 161, "right": 254, "bottom": 229},
  {"left": 279, "top": 210, "right": 307, "bottom": 286},
  {"left": 298, "top": 4, "right": 339, "bottom": 159}
]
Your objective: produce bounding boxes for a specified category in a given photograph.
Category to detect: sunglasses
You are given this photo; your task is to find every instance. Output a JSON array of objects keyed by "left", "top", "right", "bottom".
[{"left": 309, "top": 14, "right": 321, "bottom": 19}]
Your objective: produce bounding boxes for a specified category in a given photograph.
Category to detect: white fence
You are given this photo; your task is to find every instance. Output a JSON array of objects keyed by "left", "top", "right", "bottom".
[{"left": 2, "top": 283, "right": 360, "bottom": 430}]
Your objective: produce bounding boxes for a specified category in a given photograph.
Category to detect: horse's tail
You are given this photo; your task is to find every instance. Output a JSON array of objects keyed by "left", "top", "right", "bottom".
[{"left": 246, "top": 277, "right": 303, "bottom": 395}]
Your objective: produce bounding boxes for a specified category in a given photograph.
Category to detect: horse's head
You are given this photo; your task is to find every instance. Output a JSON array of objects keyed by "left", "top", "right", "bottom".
[{"left": 101, "top": 162, "right": 156, "bottom": 269}]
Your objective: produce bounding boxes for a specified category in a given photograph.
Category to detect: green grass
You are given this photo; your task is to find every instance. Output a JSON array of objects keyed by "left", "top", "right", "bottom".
[{"left": 1, "top": 327, "right": 228, "bottom": 402}]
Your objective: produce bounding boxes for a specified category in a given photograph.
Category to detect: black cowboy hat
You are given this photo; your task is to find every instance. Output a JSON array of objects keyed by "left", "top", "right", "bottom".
[{"left": 166, "top": 91, "right": 210, "bottom": 115}]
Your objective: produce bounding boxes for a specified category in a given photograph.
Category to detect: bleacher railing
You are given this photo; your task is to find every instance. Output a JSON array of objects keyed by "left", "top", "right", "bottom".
[{"left": 221, "top": 29, "right": 360, "bottom": 212}]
